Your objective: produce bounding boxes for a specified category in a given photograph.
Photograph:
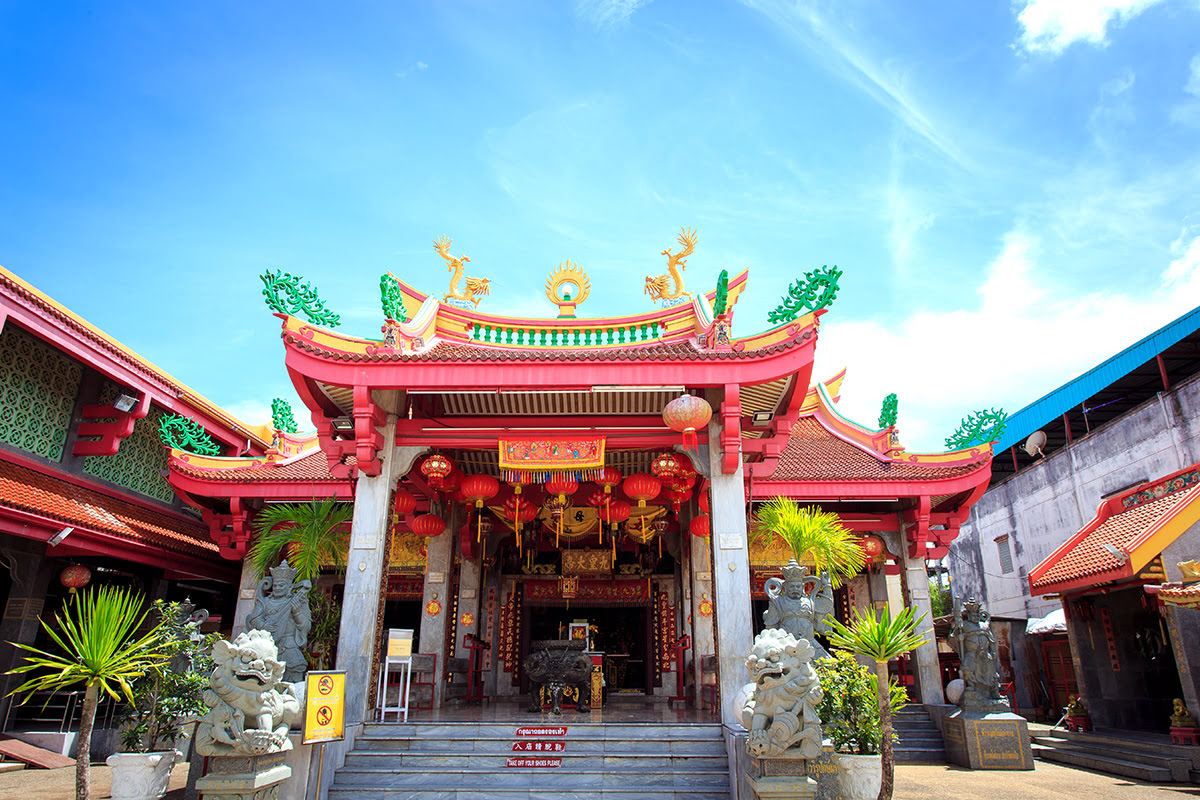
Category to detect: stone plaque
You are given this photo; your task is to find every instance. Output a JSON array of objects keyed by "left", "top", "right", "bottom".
[
  {"left": 718, "top": 533, "right": 742, "bottom": 550},
  {"left": 943, "top": 711, "right": 1033, "bottom": 770},
  {"left": 807, "top": 745, "right": 844, "bottom": 800},
  {"left": 696, "top": 572, "right": 712, "bottom": 582},
  {"left": 427, "top": 571, "right": 444, "bottom": 584}
]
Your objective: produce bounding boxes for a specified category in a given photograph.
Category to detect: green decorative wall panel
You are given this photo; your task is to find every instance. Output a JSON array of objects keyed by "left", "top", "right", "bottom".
[
  {"left": 83, "top": 382, "right": 175, "bottom": 503},
  {"left": 0, "top": 325, "right": 83, "bottom": 461}
]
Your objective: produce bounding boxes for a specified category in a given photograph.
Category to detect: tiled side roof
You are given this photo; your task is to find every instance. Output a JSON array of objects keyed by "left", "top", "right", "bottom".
[
  {"left": 283, "top": 332, "right": 814, "bottom": 363},
  {"left": 765, "top": 419, "right": 986, "bottom": 482},
  {"left": 1157, "top": 583, "right": 1200, "bottom": 608},
  {"left": 0, "top": 459, "right": 217, "bottom": 557},
  {"left": 172, "top": 451, "right": 348, "bottom": 483}
]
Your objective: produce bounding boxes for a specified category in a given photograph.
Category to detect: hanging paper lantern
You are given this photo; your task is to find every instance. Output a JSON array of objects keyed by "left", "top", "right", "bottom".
[
  {"left": 461, "top": 474, "right": 500, "bottom": 509},
  {"left": 662, "top": 393, "right": 713, "bottom": 449},
  {"left": 599, "top": 499, "right": 632, "bottom": 529},
  {"left": 689, "top": 514, "right": 711, "bottom": 538},
  {"left": 597, "top": 466, "right": 622, "bottom": 494},
  {"left": 501, "top": 496, "right": 539, "bottom": 535},
  {"left": 665, "top": 486, "right": 692, "bottom": 514},
  {"left": 673, "top": 457, "right": 697, "bottom": 489},
  {"left": 411, "top": 513, "right": 446, "bottom": 538},
  {"left": 545, "top": 475, "right": 578, "bottom": 503},
  {"left": 441, "top": 469, "right": 462, "bottom": 495},
  {"left": 623, "top": 473, "right": 661, "bottom": 508},
  {"left": 859, "top": 534, "right": 886, "bottom": 561},
  {"left": 650, "top": 452, "right": 681, "bottom": 482},
  {"left": 420, "top": 454, "right": 455, "bottom": 490},
  {"left": 507, "top": 478, "right": 526, "bottom": 496},
  {"left": 393, "top": 488, "right": 417, "bottom": 519},
  {"left": 60, "top": 565, "right": 91, "bottom": 594},
  {"left": 698, "top": 484, "right": 710, "bottom": 513}
]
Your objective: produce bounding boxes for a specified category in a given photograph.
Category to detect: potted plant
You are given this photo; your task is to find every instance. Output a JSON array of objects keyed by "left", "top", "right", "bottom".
[
  {"left": 825, "top": 606, "right": 928, "bottom": 800},
  {"left": 108, "top": 599, "right": 216, "bottom": 800},
  {"left": 816, "top": 652, "right": 907, "bottom": 800},
  {"left": 5, "top": 585, "right": 170, "bottom": 800}
]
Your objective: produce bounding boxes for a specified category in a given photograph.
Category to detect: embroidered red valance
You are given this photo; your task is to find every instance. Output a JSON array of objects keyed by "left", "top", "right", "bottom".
[{"left": 498, "top": 435, "right": 606, "bottom": 483}]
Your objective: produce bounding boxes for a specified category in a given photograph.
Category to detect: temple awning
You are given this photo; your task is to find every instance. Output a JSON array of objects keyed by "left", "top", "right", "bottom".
[{"left": 1029, "top": 464, "right": 1200, "bottom": 596}]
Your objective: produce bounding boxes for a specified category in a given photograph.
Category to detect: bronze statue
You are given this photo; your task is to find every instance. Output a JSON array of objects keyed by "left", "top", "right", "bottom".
[
  {"left": 949, "top": 598, "right": 1010, "bottom": 714},
  {"left": 1171, "top": 698, "right": 1198, "bottom": 728},
  {"left": 763, "top": 559, "right": 834, "bottom": 660},
  {"left": 524, "top": 640, "right": 593, "bottom": 715},
  {"left": 247, "top": 561, "right": 312, "bottom": 683}
]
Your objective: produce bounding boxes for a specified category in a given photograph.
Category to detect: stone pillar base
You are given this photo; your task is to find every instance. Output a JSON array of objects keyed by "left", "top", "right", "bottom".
[
  {"left": 197, "top": 752, "right": 292, "bottom": 800},
  {"left": 943, "top": 710, "right": 1034, "bottom": 770},
  {"left": 746, "top": 750, "right": 819, "bottom": 800}
]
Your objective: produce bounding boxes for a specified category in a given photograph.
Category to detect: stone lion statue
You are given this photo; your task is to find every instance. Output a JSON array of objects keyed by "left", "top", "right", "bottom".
[
  {"left": 194, "top": 630, "right": 304, "bottom": 756},
  {"left": 741, "top": 627, "right": 823, "bottom": 759}
]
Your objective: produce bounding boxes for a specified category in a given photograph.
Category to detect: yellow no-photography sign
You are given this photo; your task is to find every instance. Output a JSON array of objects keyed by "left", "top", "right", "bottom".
[{"left": 303, "top": 671, "right": 346, "bottom": 744}]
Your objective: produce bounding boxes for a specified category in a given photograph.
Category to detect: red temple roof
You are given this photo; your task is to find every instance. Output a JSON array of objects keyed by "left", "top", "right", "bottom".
[
  {"left": 171, "top": 450, "right": 345, "bottom": 484},
  {"left": 0, "top": 458, "right": 218, "bottom": 559},
  {"left": 1029, "top": 464, "right": 1200, "bottom": 595}
]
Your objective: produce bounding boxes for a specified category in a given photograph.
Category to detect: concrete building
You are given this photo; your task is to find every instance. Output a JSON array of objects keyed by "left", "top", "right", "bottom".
[{"left": 949, "top": 304, "right": 1200, "bottom": 726}]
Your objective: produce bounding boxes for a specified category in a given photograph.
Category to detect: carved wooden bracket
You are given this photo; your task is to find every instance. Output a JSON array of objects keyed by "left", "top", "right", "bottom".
[
  {"left": 903, "top": 495, "right": 933, "bottom": 560},
  {"left": 720, "top": 384, "right": 742, "bottom": 475},
  {"left": 203, "top": 497, "right": 251, "bottom": 560},
  {"left": 72, "top": 391, "right": 151, "bottom": 457}
]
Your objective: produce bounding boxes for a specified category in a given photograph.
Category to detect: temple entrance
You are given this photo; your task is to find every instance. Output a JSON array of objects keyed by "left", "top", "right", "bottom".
[{"left": 526, "top": 603, "right": 651, "bottom": 694}]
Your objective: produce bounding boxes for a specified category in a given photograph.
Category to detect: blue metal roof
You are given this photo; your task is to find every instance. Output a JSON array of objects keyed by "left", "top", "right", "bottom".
[{"left": 992, "top": 303, "right": 1200, "bottom": 454}]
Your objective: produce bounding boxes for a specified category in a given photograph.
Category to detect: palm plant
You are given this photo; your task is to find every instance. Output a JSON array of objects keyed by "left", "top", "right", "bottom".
[
  {"left": 246, "top": 499, "right": 354, "bottom": 581},
  {"left": 5, "top": 585, "right": 170, "bottom": 800},
  {"left": 753, "top": 497, "right": 867, "bottom": 587},
  {"left": 825, "top": 606, "right": 928, "bottom": 800}
]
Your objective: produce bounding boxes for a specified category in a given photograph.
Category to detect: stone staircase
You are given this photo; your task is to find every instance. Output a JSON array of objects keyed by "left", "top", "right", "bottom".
[
  {"left": 328, "top": 720, "right": 732, "bottom": 800},
  {"left": 1031, "top": 728, "right": 1200, "bottom": 783},
  {"left": 892, "top": 704, "right": 945, "bottom": 762}
]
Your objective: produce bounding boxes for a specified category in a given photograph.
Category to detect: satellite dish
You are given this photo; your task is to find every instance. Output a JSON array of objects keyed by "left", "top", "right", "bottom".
[{"left": 1023, "top": 430, "right": 1047, "bottom": 458}]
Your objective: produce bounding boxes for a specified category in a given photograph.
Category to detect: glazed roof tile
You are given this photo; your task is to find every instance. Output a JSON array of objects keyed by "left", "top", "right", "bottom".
[
  {"left": 284, "top": 333, "right": 811, "bottom": 363},
  {"left": 0, "top": 459, "right": 217, "bottom": 558},
  {"left": 172, "top": 451, "right": 348, "bottom": 484},
  {"left": 1030, "top": 466, "right": 1200, "bottom": 593},
  {"left": 1157, "top": 583, "right": 1200, "bottom": 608},
  {"left": 765, "top": 418, "right": 986, "bottom": 483}
]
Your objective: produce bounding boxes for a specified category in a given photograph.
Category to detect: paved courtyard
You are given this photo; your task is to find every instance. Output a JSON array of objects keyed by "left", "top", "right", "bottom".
[{"left": 3, "top": 758, "right": 1200, "bottom": 799}]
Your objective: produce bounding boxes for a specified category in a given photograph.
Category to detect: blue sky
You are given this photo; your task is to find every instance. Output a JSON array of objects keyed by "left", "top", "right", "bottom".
[{"left": 2, "top": 0, "right": 1199, "bottom": 450}]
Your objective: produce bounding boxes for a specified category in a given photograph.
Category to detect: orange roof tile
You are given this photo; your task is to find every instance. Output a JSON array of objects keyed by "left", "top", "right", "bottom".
[
  {"left": 0, "top": 458, "right": 218, "bottom": 558},
  {"left": 1030, "top": 466, "right": 1200, "bottom": 594},
  {"left": 1157, "top": 583, "right": 1200, "bottom": 609},
  {"left": 172, "top": 450, "right": 348, "bottom": 484}
]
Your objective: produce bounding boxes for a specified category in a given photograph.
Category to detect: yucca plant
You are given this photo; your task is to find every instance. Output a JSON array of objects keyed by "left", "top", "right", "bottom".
[
  {"left": 5, "top": 585, "right": 170, "bottom": 800},
  {"left": 247, "top": 499, "right": 354, "bottom": 582},
  {"left": 753, "top": 498, "right": 867, "bottom": 587},
  {"left": 825, "top": 606, "right": 928, "bottom": 800}
]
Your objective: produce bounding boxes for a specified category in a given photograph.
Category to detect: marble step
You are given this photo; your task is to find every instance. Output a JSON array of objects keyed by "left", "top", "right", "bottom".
[
  {"left": 361, "top": 722, "right": 725, "bottom": 740},
  {"left": 328, "top": 789, "right": 732, "bottom": 800},
  {"left": 1032, "top": 744, "right": 1173, "bottom": 782},
  {"left": 344, "top": 751, "right": 730, "bottom": 770},
  {"left": 355, "top": 735, "right": 727, "bottom": 755},
  {"left": 331, "top": 766, "right": 732, "bottom": 790},
  {"left": 895, "top": 744, "right": 946, "bottom": 762},
  {"left": 1031, "top": 735, "right": 1188, "bottom": 770}
]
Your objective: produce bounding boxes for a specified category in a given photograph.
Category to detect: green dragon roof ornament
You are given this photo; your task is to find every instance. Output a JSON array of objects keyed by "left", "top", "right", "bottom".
[
  {"left": 271, "top": 398, "right": 298, "bottom": 433},
  {"left": 380, "top": 274, "right": 409, "bottom": 323},
  {"left": 713, "top": 269, "right": 729, "bottom": 316},
  {"left": 945, "top": 408, "right": 1008, "bottom": 450},
  {"left": 158, "top": 414, "right": 221, "bottom": 456},
  {"left": 767, "top": 265, "right": 843, "bottom": 324},
  {"left": 260, "top": 269, "right": 341, "bottom": 327},
  {"left": 878, "top": 393, "right": 898, "bottom": 429}
]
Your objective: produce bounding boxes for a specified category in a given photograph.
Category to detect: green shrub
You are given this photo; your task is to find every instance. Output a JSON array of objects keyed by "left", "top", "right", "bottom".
[{"left": 815, "top": 652, "right": 907, "bottom": 755}]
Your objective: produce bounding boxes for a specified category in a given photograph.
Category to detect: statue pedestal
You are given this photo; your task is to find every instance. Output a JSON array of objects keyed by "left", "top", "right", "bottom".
[
  {"left": 943, "top": 710, "right": 1034, "bottom": 770},
  {"left": 197, "top": 752, "right": 292, "bottom": 800},
  {"left": 746, "top": 749, "right": 819, "bottom": 800}
]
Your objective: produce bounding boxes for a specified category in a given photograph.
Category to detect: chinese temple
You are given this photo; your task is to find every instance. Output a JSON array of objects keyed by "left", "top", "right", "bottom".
[{"left": 163, "top": 232, "right": 993, "bottom": 771}]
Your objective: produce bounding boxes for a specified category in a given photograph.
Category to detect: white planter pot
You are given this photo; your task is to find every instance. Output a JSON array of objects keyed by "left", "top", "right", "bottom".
[
  {"left": 105, "top": 750, "right": 180, "bottom": 800},
  {"left": 836, "top": 752, "right": 882, "bottom": 800}
]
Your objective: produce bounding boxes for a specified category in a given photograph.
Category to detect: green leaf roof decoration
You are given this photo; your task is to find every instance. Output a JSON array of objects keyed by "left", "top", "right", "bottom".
[
  {"left": 945, "top": 408, "right": 1008, "bottom": 450},
  {"left": 713, "top": 269, "right": 729, "bottom": 316},
  {"left": 380, "top": 274, "right": 408, "bottom": 323},
  {"left": 767, "top": 265, "right": 843, "bottom": 324},
  {"left": 271, "top": 398, "right": 298, "bottom": 433},
  {"left": 260, "top": 269, "right": 341, "bottom": 327},
  {"left": 878, "top": 393, "right": 898, "bottom": 429},
  {"left": 158, "top": 414, "right": 221, "bottom": 456}
]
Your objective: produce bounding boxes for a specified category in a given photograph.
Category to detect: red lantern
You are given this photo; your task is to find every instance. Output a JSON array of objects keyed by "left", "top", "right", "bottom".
[
  {"left": 441, "top": 469, "right": 462, "bottom": 495},
  {"left": 597, "top": 466, "right": 622, "bottom": 494},
  {"left": 665, "top": 486, "right": 691, "bottom": 514},
  {"left": 623, "top": 473, "right": 661, "bottom": 508},
  {"left": 60, "top": 565, "right": 91, "bottom": 594},
  {"left": 545, "top": 475, "right": 578, "bottom": 503},
  {"left": 662, "top": 393, "right": 713, "bottom": 449},
  {"left": 689, "top": 514, "right": 711, "bottom": 538},
  {"left": 698, "top": 484, "right": 710, "bottom": 513},
  {"left": 673, "top": 457, "right": 697, "bottom": 489},
  {"left": 393, "top": 488, "right": 417, "bottom": 520},
  {"left": 420, "top": 454, "right": 455, "bottom": 490},
  {"left": 411, "top": 513, "right": 446, "bottom": 538},
  {"left": 461, "top": 474, "right": 500, "bottom": 509},
  {"left": 599, "top": 499, "right": 632, "bottom": 528},
  {"left": 859, "top": 534, "right": 886, "bottom": 560},
  {"left": 650, "top": 452, "right": 681, "bottom": 482}
]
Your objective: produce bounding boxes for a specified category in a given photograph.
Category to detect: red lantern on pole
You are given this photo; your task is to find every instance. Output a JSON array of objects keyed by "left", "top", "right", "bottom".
[
  {"left": 411, "top": 514, "right": 446, "bottom": 538},
  {"left": 461, "top": 474, "right": 500, "bottom": 542},
  {"left": 662, "top": 393, "right": 713, "bottom": 449},
  {"left": 60, "top": 565, "right": 91, "bottom": 594},
  {"left": 420, "top": 454, "right": 455, "bottom": 490},
  {"left": 623, "top": 473, "right": 661, "bottom": 508}
]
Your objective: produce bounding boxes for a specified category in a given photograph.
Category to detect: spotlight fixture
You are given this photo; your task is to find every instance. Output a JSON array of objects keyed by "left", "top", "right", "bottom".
[
  {"left": 113, "top": 393, "right": 139, "bottom": 413},
  {"left": 752, "top": 410, "right": 773, "bottom": 424},
  {"left": 48, "top": 526, "right": 74, "bottom": 547},
  {"left": 331, "top": 417, "right": 354, "bottom": 434}
]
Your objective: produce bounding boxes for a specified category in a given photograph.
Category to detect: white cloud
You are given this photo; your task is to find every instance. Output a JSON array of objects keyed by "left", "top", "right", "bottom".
[
  {"left": 1187, "top": 54, "right": 1200, "bottom": 96},
  {"left": 395, "top": 61, "right": 429, "bottom": 78},
  {"left": 575, "top": 0, "right": 651, "bottom": 30},
  {"left": 222, "top": 399, "right": 274, "bottom": 429},
  {"left": 813, "top": 227, "right": 1200, "bottom": 451},
  {"left": 1170, "top": 54, "right": 1200, "bottom": 126},
  {"left": 1015, "top": 0, "right": 1169, "bottom": 55}
]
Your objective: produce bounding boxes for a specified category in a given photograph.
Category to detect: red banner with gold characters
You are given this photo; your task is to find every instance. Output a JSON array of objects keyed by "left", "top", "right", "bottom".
[
  {"left": 524, "top": 578, "right": 649, "bottom": 604},
  {"left": 656, "top": 591, "right": 674, "bottom": 672},
  {"left": 498, "top": 435, "right": 606, "bottom": 483}
]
